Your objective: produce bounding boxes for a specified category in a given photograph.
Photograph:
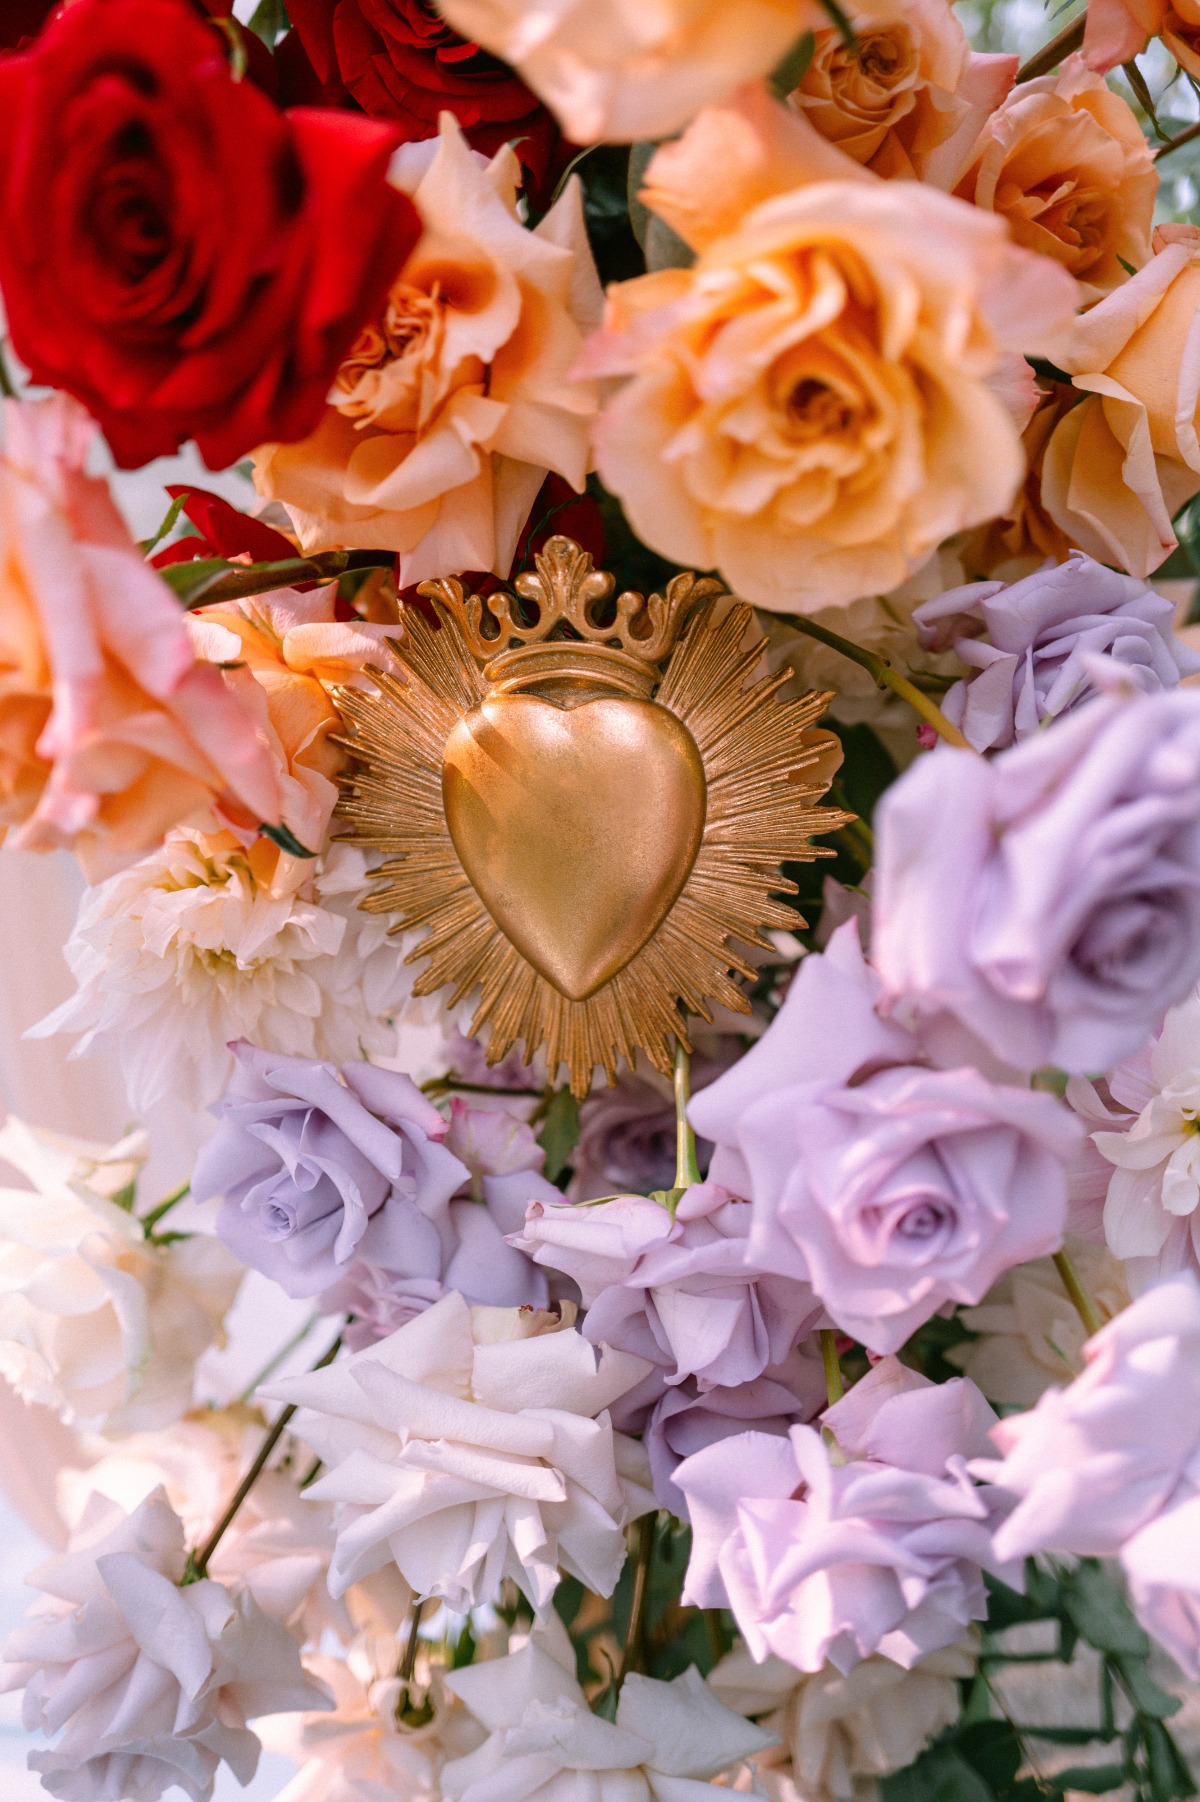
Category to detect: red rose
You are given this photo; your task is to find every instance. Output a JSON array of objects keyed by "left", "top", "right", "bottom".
[
  {"left": 286, "top": 0, "right": 563, "bottom": 195},
  {"left": 0, "top": 0, "right": 422, "bottom": 470},
  {"left": 0, "top": 1, "right": 55, "bottom": 49}
]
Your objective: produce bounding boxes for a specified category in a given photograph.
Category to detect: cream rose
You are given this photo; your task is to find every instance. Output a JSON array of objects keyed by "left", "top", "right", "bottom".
[
  {"left": 956, "top": 54, "right": 1156, "bottom": 302},
  {"left": 789, "top": 0, "right": 1015, "bottom": 189},
  {"left": 588, "top": 177, "right": 1080, "bottom": 613},
  {"left": 433, "top": 0, "right": 853, "bottom": 143},
  {"left": 1042, "top": 224, "right": 1200, "bottom": 577},
  {"left": 0, "top": 1116, "right": 240, "bottom": 1433},
  {"left": 254, "top": 115, "right": 602, "bottom": 589},
  {"left": 710, "top": 1640, "right": 977, "bottom": 1802}
]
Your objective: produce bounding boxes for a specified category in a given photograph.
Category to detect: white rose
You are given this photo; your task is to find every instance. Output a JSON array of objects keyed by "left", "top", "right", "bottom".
[{"left": 0, "top": 1118, "right": 240, "bottom": 1431}]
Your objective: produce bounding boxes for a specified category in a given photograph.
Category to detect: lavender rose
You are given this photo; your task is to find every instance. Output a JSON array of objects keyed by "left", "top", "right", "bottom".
[
  {"left": 643, "top": 1347, "right": 826, "bottom": 1518},
  {"left": 733, "top": 1065, "right": 1077, "bottom": 1353},
  {"left": 677, "top": 1360, "right": 1015, "bottom": 1675},
  {"left": 513, "top": 1183, "right": 823, "bottom": 1390},
  {"left": 193, "top": 1043, "right": 469, "bottom": 1298},
  {"left": 915, "top": 552, "right": 1200, "bottom": 752},
  {"left": 873, "top": 686, "right": 1200, "bottom": 1073},
  {"left": 691, "top": 923, "right": 1079, "bottom": 1353}
]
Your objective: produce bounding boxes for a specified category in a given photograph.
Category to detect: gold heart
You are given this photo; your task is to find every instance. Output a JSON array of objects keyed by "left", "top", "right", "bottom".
[{"left": 443, "top": 694, "right": 706, "bottom": 1002}]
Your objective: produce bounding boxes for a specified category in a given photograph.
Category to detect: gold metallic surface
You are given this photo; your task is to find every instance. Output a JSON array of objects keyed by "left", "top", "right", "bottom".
[
  {"left": 443, "top": 695, "right": 706, "bottom": 1003},
  {"left": 334, "top": 536, "right": 850, "bottom": 1097}
]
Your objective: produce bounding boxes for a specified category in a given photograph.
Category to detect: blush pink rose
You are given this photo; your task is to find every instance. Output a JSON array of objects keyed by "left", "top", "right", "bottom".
[
  {"left": 978, "top": 1272, "right": 1200, "bottom": 1562},
  {"left": 0, "top": 395, "right": 281, "bottom": 879}
]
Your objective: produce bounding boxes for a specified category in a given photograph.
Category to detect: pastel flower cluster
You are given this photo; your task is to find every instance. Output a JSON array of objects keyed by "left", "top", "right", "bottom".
[{"left": 4, "top": 0, "right": 1200, "bottom": 1798}]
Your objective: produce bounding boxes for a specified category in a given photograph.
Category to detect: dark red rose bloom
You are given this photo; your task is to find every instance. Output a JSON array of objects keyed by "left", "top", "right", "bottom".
[
  {"left": 0, "top": 0, "right": 422, "bottom": 470},
  {"left": 0, "top": 1, "right": 56, "bottom": 49},
  {"left": 286, "top": 0, "right": 563, "bottom": 196},
  {"left": 149, "top": 486, "right": 298, "bottom": 567}
]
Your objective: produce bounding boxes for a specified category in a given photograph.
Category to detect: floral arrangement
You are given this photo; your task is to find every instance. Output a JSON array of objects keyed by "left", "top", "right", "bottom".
[{"left": 5, "top": 0, "right": 1200, "bottom": 1799}]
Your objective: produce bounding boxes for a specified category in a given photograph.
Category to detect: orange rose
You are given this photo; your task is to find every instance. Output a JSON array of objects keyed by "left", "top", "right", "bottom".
[
  {"left": 788, "top": 0, "right": 1016, "bottom": 188},
  {"left": 0, "top": 394, "right": 279, "bottom": 880},
  {"left": 255, "top": 115, "right": 602, "bottom": 588},
  {"left": 955, "top": 54, "right": 1156, "bottom": 301},
  {"left": 187, "top": 590, "right": 401, "bottom": 893},
  {"left": 587, "top": 169, "right": 1080, "bottom": 613},
  {"left": 1042, "top": 225, "right": 1200, "bottom": 577}
]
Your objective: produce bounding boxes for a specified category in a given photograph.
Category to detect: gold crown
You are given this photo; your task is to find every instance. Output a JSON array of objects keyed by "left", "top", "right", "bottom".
[{"left": 416, "top": 536, "right": 727, "bottom": 699}]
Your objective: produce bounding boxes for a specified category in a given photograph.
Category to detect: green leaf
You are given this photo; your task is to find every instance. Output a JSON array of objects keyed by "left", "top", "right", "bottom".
[
  {"left": 139, "top": 491, "right": 189, "bottom": 556},
  {"left": 1020, "top": 1727, "right": 1118, "bottom": 1746},
  {"left": 537, "top": 1090, "right": 580, "bottom": 1183},
  {"left": 1113, "top": 1652, "right": 1183, "bottom": 1721},
  {"left": 1062, "top": 1563, "right": 1150, "bottom": 1656},
  {"left": 1142, "top": 1719, "right": 1198, "bottom": 1800},
  {"left": 769, "top": 29, "right": 816, "bottom": 96},
  {"left": 817, "top": 0, "right": 856, "bottom": 45},
  {"left": 157, "top": 557, "right": 238, "bottom": 605},
  {"left": 954, "top": 1721, "right": 1022, "bottom": 1793},
  {"left": 882, "top": 1747, "right": 995, "bottom": 1802},
  {"left": 260, "top": 822, "right": 318, "bottom": 859},
  {"left": 247, "top": 0, "right": 289, "bottom": 46},
  {"left": 1049, "top": 1764, "right": 1128, "bottom": 1794}
]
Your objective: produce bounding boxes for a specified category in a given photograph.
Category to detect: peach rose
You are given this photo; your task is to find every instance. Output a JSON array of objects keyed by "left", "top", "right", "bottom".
[
  {"left": 254, "top": 115, "right": 602, "bottom": 588},
  {"left": 186, "top": 590, "right": 401, "bottom": 893},
  {"left": 433, "top": 0, "right": 858, "bottom": 144},
  {"left": 960, "top": 382, "right": 1077, "bottom": 579},
  {"left": 1042, "top": 225, "right": 1200, "bottom": 578},
  {"left": 955, "top": 54, "right": 1156, "bottom": 302},
  {"left": 0, "top": 394, "right": 279, "bottom": 880},
  {"left": 788, "top": 0, "right": 1016, "bottom": 189},
  {"left": 586, "top": 175, "right": 1080, "bottom": 613},
  {"left": 1084, "top": 0, "right": 1200, "bottom": 78},
  {"left": 639, "top": 82, "right": 873, "bottom": 254}
]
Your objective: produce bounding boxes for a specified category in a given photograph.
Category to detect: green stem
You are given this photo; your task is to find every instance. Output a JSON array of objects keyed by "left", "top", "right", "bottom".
[
  {"left": 782, "top": 615, "right": 973, "bottom": 750},
  {"left": 618, "top": 1515, "right": 655, "bottom": 1682},
  {"left": 399, "top": 1598, "right": 426, "bottom": 1683},
  {"left": 140, "top": 1181, "right": 189, "bottom": 1236},
  {"left": 192, "top": 1334, "right": 342, "bottom": 1578},
  {"left": 673, "top": 1040, "right": 702, "bottom": 1191},
  {"left": 176, "top": 549, "right": 393, "bottom": 609},
  {"left": 820, "top": 1329, "right": 845, "bottom": 1405},
  {"left": 0, "top": 342, "right": 18, "bottom": 400},
  {"left": 1015, "top": 10, "right": 1086, "bottom": 82},
  {"left": 1053, "top": 1249, "right": 1104, "bottom": 1339},
  {"left": 420, "top": 1075, "right": 542, "bottom": 1099},
  {"left": 1156, "top": 117, "right": 1200, "bottom": 160}
]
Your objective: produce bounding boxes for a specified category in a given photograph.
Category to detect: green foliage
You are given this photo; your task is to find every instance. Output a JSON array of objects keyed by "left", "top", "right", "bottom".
[
  {"left": 246, "top": 0, "right": 290, "bottom": 47},
  {"left": 537, "top": 1088, "right": 581, "bottom": 1182},
  {"left": 259, "top": 822, "right": 318, "bottom": 859},
  {"left": 769, "top": 31, "right": 816, "bottom": 97},
  {"left": 883, "top": 1562, "right": 1194, "bottom": 1802},
  {"left": 555, "top": 1517, "right": 734, "bottom": 1702},
  {"left": 578, "top": 147, "right": 646, "bottom": 286}
]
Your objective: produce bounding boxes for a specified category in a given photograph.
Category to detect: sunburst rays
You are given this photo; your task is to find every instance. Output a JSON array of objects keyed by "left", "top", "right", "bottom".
[{"left": 334, "top": 557, "right": 849, "bottom": 1097}]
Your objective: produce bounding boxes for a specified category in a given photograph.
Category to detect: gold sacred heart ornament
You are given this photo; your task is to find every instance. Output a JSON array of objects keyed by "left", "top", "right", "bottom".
[
  {"left": 443, "top": 696, "right": 706, "bottom": 1001},
  {"left": 335, "top": 537, "right": 849, "bottom": 1097}
]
